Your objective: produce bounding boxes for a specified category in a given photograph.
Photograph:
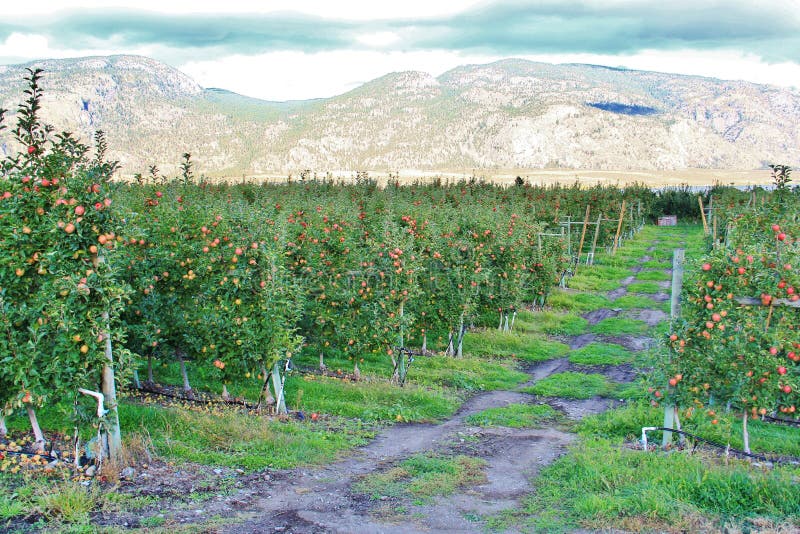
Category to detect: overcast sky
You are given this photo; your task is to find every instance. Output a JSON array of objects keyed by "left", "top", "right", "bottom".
[{"left": 1, "top": 0, "right": 799, "bottom": 101}]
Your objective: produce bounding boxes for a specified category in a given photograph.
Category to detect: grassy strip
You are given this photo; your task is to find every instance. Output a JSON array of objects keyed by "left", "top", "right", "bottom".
[
  {"left": 568, "top": 274, "right": 622, "bottom": 292},
  {"left": 522, "top": 372, "right": 617, "bottom": 399},
  {"left": 546, "top": 290, "right": 611, "bottom": 312},
  {"left": 465, "top": 403, "right": 564, "bottom": 428},
  {"left": 626, "top": 281, "right": 663, "bottom": 294},
  {"left": 407, "top": 355, "right": 529, "bottom": 391},
  {"left": 119, "top": 401, "right": 376, "bottom": 470},
  {"left": 590, "top": 317, "right": 648, "bottom": 336},
  {"left": 494, "top": 438, "right": 800, "bottom": 533},
  {"left": 465, "top": 330, "right": 569, "bottom": 362},
  {"left": 635, "top": 270, "right": 671, "bottom": 281},
  {"left": 515, "top": 310, "right": 588, "bottom": 336},
  {"left": 0, "top": 473, "right": 158, "bottom": 531},
  {"left": 613, "top": 294, "right": 668, "bottom": 311},
  {"left": 579, "top": 402, "right": 800, "bottom": 457},
  {"left": 641, "top": 259, "right": 672, "bottom": 269},
  {"left": 568, "top": 342, "right": 633, "bottom": 366},
  {"left": 353, "top": 454, "right": 486, "bottom": 503},
  {"left": 284, "top": 375, "right": 458, "bottom": 423}
]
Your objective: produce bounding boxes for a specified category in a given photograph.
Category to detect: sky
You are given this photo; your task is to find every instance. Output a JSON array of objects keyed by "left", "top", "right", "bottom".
[{"left": 1, "top": 0, "right": 799, "bottom": 101}]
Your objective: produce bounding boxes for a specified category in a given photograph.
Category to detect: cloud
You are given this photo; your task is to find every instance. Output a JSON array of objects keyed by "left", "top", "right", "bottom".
[
  {"left": 1, "top": 1, "right": 799, "bottom": 62},
  {"left": 411, "top": 0, "right": 800, "bottom": 62}
]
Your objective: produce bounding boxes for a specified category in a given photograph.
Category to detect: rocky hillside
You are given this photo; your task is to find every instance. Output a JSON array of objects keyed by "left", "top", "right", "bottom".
[{"left": 1, "top": 55, "right": 798, "bottom": 176}]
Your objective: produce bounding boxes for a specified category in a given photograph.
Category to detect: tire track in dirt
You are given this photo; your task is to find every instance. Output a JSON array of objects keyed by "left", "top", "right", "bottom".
[{"left": 227, "top": 386, "right": 574, "bottom": 533}]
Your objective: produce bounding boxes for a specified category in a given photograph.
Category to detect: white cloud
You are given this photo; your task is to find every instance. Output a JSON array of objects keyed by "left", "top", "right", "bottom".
[
  {"left": 1, "top": 0, "right": 483, "bottom": 18},
  {"left": 181, "top": 49, "right": 497, "bottom": 101},
  {"left": 355, "top": 32, "right": 401, "bottom": 48},
  {"left": 0, "top": 33, "right": 52, "bottom": 58}
]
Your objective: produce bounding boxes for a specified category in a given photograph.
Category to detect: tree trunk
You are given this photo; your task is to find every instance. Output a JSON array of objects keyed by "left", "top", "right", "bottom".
[
  {"left": 390, "top": 353, "right": 400, "bottom": 384},
  {"left": 0, "top": 414, "right": 6, "bottom": 438},
  {"left": 147, "top": 354, "right": 154, "bottom": 383},
  {"left": 319, "top": 352, "right": 326, "bottom": 372},
  {"left": 353, "top": 362, "right": 361, "bottom": 381},
  {"left": 446, "top": 331, "right": 454, "bottom": 357},
  {"left": 92, "top": 253, "right": 122, "bottom": 461},
  {"left": 421, "top": 333, "right": 427, "bottom": 354},
  {"left": 456, "top": 316, "right": 465, "bottom": 358},
  {"left": 26, "top": 405, "right": 45, "bottom": 450},
  {"left": 101, "top": 317, "right": 122, "bottom": 461},
  {"left": 221, "top": 384, "right": 230, "bottom": 400},
  {"left": 132, "top": 369, "right": 141, "bottom": 389},
  {"left": 742, "top": 410, "right": 751, "bottom": 455},
  {"left": 73, "top": 427, "right": 81, "bottom": 467},
  {"left": 177, "top": 351, "right": 192, "bottom": 392}
]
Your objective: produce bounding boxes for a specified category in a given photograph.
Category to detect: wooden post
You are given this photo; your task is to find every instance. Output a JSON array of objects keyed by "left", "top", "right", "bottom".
[
  {"left": 566, "top": 216, "right": 572, "bottom": 257},
  {"left": 698, "top": 196, "right": 709, "bottom": 235},
  {"left": 611, "top": 200, "right": 626, "bottom": 255},
  {"left": 670, "top": 249, "right": 685, "bottom": 320},
  {"left": 664, "top": 248, "right": 685, "bottom": 448},
  {"left": 712, "top": 215, "right": 718, "bottom": 247},
  {"left": 575, "top": 205, "right": 591, "bottom": 272},
  {"left": 588, "top": 213, "right": 602, "bottom": 265}
]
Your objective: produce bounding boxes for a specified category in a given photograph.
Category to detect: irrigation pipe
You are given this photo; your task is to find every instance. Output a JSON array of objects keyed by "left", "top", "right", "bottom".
[
  {"left": 641, "top": 426, "right": 800, "bottom": 465},
  {"left": 763, "top": 415, "right": 800, "bottom": 427}
]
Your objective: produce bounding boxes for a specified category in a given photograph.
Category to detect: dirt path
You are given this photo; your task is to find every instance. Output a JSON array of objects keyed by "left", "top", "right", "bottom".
[
  {"left": 226, "top": 385, "right": 575, "bottom": 533},
  {"left": 213, "top": 238, "right": 677, "bottom": 533}
]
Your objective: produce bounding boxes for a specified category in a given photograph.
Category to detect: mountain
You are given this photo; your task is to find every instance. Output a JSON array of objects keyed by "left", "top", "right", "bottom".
[{"left": 1, "top": 55, "right": 799, "bottom": 177}]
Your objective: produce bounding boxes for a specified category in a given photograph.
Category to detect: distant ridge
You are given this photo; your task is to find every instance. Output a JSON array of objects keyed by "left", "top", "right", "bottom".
[{"left": 1, "top": 54, "right": 798, "bottom": 177}]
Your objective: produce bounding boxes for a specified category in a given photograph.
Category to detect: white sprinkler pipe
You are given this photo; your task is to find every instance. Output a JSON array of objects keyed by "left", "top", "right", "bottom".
[
  {"left": 641, "top": 427, "right": 659, "bottom": 450},
  {"left": 78, "top": 389, "right": 109, "bottom": 419}
]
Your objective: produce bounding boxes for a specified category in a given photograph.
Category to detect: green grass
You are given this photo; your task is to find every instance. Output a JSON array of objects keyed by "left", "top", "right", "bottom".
[
  {"left": 641, "top": 259, "right": 672, "bottom": 269},
  {"left": 568, "top": 274, "right": 622, "bottom": 292},
  {"left": 578, "top": 402, "right": 800, "bottom": 457},
  {"left": 464, "top": 330, "right": 569, "bottom": 362},
  {"left": 406, "top": 355, "right": 529, "bottom": 391},
  {"left": 119, "top": 401, "right": 375, "bottom": 470},
  {"left": 465, "top": 403, "right": 564, "bottom": 428},
  {"left": 0, "top": 475, "right": 113, "bottom": 529},
  {"left": 590, "top": 317, "right": 648, "bottom": 336},
  {"left": 568, "top": 342, "right": 633, "bottom": 366},
  {"left": 635, "top": 270, "right": 671, "bottom": 281},
  {"left": 0, "top": 491, "right": 26, "bottom": 520},
  {"left": 546, "top": 290, "right": 612, "bottom": 312},
  {"left": 626, "top": 281, "right": 663, "bottom": 294},
  {"left": 598, "top": 255, "right": 642, "bottom": 269},
  {"left": 283, "top": 375, "right": 458, "bottom": 423},
  {"left": 497, "top": 438, "right": 800, "bottom": 533},
  {"left": 522, "top": 372, "right": 617, "bottom": 399},
  {"left": 353, "top": 454, "right": 486, "bottom": 503},
  {"left": 515, "top": 310, "right": 588, "bottom": 336},
  {"left": 613, "top": 294, "right": 668, "bottom": 311}
]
